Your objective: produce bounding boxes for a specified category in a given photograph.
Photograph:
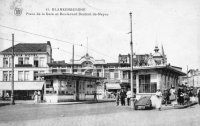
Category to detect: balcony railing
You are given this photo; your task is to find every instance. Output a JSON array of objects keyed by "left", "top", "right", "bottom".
[{"left": 15, "top": 64, "right": 32, "bottom": 67}]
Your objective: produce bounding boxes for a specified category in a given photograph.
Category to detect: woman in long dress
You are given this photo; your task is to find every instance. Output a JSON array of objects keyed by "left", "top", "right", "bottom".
[
  {"left": 34, "top": 91, "right": 38, "bottom": 104},
  {"left": 155, "top": 89, "right": 162, "bottom": 111}
]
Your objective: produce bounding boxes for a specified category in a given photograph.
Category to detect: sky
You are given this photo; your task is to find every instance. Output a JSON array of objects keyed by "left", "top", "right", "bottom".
[{"left": 0, "top": 0, "right": 200, "bottom": 72}]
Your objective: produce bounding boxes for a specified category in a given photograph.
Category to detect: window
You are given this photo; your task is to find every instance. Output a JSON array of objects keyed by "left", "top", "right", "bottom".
[
  {"left": 18, "top": 71, "right": 23, "bottom": 81},
  {"left": 3, "top": 58, "right": 9, "bottom": 67},
  {"left": 24, "top": 71, "right": 29, "bottom": 81},
  {"left": 9, "top": 57, "right": 12, "bottom": 67},
  {"left": 34, "top": 71, "right": 39, "bottom": 80},
  {"left": 9, "top": 71, "right": 12, "bottom": 81},
  {"left": 40, "top": 71, "right": 44, "bottom": 74},
  {"left": 52, "top": 69, "right": 57, "bottom": 73},
  {"left": 46, "top": 81, "right": 53, "bottom": 88},
  {"left": 39, "top": 57, "right": 45, "bottom": 67},
  {"left": 3, "top": 71, "right": 8, "bottom": 81},
  {"left": 61, "top": 69, "right": 66, "bottom": 73},
  {"left": 114, "top": 72, "right": 118, "bottom": 79},
  {"left": 34, "top": 57, "right": 38, "bottom": 67},
  {"left": 139, "top": 74, "right": 156, "bottom": 93},
  {"left": 18, "top": 57, "right": 23, "bottom": 65},
  {"left": 24, "top": 57, "right": 29, "bottom": 64},
  {"left": 110, "top": 72, "right": 114, "bottom": 79}
]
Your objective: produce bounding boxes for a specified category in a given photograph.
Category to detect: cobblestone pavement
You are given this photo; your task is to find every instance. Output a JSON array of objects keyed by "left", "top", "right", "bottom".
[{"left": 0, "top": 101, "right": 200, "bottom": 126}]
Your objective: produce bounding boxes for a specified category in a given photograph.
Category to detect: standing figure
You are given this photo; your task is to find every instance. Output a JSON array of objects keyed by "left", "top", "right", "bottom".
[
  {"left": 5, "top": 92, "right": 9, "bottom": 100},
  {"left": 177, "top": 87, "right": 181, "bottom": 104},
  {"left": 126, "top": 89, "right": 131, "bottom": 106},
  {"left": 94, "top": 91, "right": 98, "bottom": 102},
  {"left": 34, "top": 91, "right": 38, "bottom": 104},
  {"left": 120, "top": 89, "right": 126, "bottom": 106},
  {"left": 38, "top": 91, "right": 41, "bottom": 103},
  {"left": 179, "top": 89, "right": 184, "bottom": 105},
  {"left": 163, "top": 89, "right": 170, "bottom": 106},
  {"left": 198, "top": 90, "right": 200, "bottom": 105},
  {"left": 155, "top": 89, "right": 162, "bottom": 111},
  {"left": 115, "top": 90, "right": 120, "bottom": 106}
]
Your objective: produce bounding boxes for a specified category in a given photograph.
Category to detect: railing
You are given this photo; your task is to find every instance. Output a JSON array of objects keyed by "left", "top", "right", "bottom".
[{"left": 15, "top": 64, "right": 32, "bottom": 67}]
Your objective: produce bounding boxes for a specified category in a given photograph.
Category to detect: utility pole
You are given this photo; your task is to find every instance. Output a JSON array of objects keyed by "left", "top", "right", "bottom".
[
  {"left": 72, "top": 44, "right": 74, "bottom": 74},
  {"left": 11, "top": 34, "right": 15, "bottom": 105},
  {"left": 129, "top": 12, "right": 134, "bottom": 108}
]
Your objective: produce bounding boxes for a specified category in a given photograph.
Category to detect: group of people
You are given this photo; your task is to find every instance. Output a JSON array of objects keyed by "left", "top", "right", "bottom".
[
  {"left": 115, "top": 89, "right": 135, "bottom": 106},
  {"left": 155, "top": 87, "right": 200, "bottom": 111},
  {"left": 33, "top": 91, "right": 42, "bottom": 103}
]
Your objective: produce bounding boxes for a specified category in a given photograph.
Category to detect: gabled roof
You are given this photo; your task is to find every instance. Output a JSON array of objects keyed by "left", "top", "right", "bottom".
[{"left": 1, "top": 43, "right": 49, "bottom": 53}]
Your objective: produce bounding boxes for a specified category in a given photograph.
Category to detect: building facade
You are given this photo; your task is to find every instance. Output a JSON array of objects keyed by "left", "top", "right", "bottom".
[
  {"left": 181, "top": 69, "right": 200, "bottom": 88},
  {"left": 40, "top": 73, "right": 104, "bottom": 103},
  {"left": 0, "top": 41, "right": 52, "bottom": 100},
  {"left": 47, "top": 45, "right": 175, "bottom": 98}
]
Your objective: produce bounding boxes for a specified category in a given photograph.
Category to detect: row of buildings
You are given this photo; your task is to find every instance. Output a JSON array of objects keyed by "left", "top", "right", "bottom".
[{"left": 0, "top": 41, "right": 186, "bottom": 103}]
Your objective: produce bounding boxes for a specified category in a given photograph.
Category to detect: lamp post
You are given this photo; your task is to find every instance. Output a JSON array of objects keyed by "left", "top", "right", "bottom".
[
  {"left": 11, "top": 33, "right": 15, "bottom": 105},
  {"left": 129, "top": 12, "right": 134, "bottom": 108}
]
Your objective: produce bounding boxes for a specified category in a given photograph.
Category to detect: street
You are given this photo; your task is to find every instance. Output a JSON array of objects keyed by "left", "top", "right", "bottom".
[{"left": 0, "top": 102, "right": 200, "bottom": 126}]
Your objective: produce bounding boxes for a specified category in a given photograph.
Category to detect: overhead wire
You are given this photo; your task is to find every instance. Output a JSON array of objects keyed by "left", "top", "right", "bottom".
[{"left": 0, "top": 25, "right": 116, "bottom": 60}]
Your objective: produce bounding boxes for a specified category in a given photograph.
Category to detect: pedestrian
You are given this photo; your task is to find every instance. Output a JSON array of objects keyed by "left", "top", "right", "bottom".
[
  {"left": 163, "top": 89, "right": 170, "bottom": 106},
  {"left": 5, "top": 92, "right": 9, "bottom": 100},
  {"left": 177, "top": 87, "right": 181, "bottom": 105},
  {"left": 198, "top": 90, "right": 200, "bottom": 105},
  {"left": 115, "top": 90, "right": 120, "bottom": 106},
  {"left": 120, "top": 89, "right": 126, "bottom": 106},
  {"left": 155, "top": 89, "right": 162, "bottom": 111},
  {"left": 126, "top": 89, "right": 131, "bottom": 106},
  {"left": 94, "top": 91, "right": 98, "bottom": 102},
  {"left": 38, "top": 91, "right": 41, "bottom": 103},
  {"left": 179, "top": 89, "right": 184, "bottom": 105},
  {"left": 34, "top": 91, "right": 38, "bottom": 104}
]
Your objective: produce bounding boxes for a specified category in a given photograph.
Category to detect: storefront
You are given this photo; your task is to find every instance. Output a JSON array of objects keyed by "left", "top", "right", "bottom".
[
  {"left": 0, "top": 81, "right": 44, "bottom": 100},
  {"left": 39, "top": 73, "right": 105, "bottom": 103},
  {"left": 121, "top": 65, "right": 186, "bottom": 106}
]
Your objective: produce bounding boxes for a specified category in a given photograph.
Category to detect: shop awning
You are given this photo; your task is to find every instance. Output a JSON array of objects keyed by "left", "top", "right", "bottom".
[
  {"left": 0, "top": 82, "right": 44, "bottom": 90},
  {"left": 106, "top": 83, "right": 121, "bottom": 90}
]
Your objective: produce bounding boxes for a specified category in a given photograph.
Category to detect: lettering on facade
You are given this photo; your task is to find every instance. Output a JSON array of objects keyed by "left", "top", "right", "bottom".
[{"left": 3, "top": 54, "right": 38, "bottom": 57}]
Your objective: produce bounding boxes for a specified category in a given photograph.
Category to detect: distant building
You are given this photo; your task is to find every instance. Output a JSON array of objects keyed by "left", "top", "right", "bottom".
[
  {"left": 46, "top": 45, "right": 177, "bottom": 99},
  {"left": 181, "top": 69, "right": 200, "bottom": 88},
  {"left": 0, "top": 41, "right": 52, "bottom": 100},
  {"left": 47, "top": 53, "right": 122, "bottom": 99}
]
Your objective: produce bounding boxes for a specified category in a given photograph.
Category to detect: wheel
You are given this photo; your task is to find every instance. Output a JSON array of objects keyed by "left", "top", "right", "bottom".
[{"left": 134, "top": 105, "right": 138, "bottom": 110}]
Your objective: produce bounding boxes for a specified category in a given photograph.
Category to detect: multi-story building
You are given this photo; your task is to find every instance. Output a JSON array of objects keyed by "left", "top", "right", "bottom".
[
  {"left": 181, "top": 69, "right": 200, "bottom": 88},
  {"left": 0, "top": 41, "right": 52, "bottom": 100},
  {"left": 47, "top": 53, "right": 122, "bottom": 99},
  {"left": 47, "top": 46, "right": 171, "bottom": 98}
]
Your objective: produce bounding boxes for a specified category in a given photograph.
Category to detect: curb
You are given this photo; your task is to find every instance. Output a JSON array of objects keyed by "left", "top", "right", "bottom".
[
  {"left": 37, "top": 100, "right": 115, "bottom": 105},
  {"left": 173, "top": 102, "right": 198, "bottom": 109},
  {"left": 162, "top": 102, "right": 198, "bottom": 110}
]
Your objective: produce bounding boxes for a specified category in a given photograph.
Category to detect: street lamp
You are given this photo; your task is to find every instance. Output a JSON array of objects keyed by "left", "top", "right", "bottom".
[{"left": 129, "top": 12, "right": 134, "bottom": 108}]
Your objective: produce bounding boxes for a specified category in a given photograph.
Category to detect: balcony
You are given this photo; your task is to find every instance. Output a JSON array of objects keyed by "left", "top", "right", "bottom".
[{"left": 15, "top": 64, "right": 32, "bottom": 67}]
